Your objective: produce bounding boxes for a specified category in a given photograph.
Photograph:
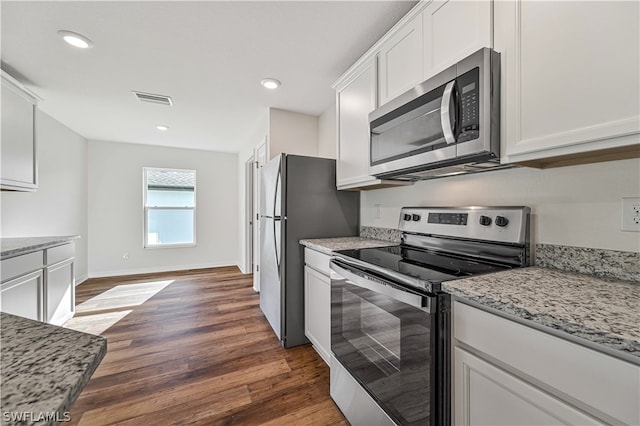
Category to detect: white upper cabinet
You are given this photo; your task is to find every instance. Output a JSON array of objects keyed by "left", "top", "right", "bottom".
[
  {"left": 1, "top": 70, "right": 39, "bottom": 191},
  {"left": 422, "top": 0, "right": 492, "bottom": 78},
  {"left": 335, "top": 58, "right": 412, "bottom": 190},
  {"left": 335, "top": 58, "right": 378, "bottom": 189},
  {"left": 378, "top": 17, "right": 424, "bottom": 106},
  {"left": 496, "top": 0, "right": 640, "bottom": 167}
]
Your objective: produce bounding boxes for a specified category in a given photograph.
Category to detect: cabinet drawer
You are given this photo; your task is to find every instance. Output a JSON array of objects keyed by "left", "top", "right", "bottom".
[
  {"left": 1, "top": 251, "right": 43, "bottom": 283},
  {"left": 454, "top": 302, "right": 640, "bottom": 425},
  {"left": 46, "top": 243, "right": 74, "bottom": 265},
  {"left": 304, "top": 248, "right": 332, "bottom": 276}
]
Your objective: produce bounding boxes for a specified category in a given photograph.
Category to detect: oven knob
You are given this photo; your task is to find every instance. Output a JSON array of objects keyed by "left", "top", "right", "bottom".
[
  {"left": 495, "top": 216, "right": 509, "bottom": 227},
  {"left": 403, "top": 214, "right": 412, "bottom": 221},
  {"left": 412, "top": 214, "right": 421, "bottom": 221},
  {"left": 479, "top": 215, "right": 492, "bottom": 226}
]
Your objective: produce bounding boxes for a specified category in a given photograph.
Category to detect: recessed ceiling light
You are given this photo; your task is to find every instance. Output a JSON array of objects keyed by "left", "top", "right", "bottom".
[
  {"left": 261, "top": 78, "right": 281, "bottom": 90},
  {"left": 57, "top": 30, "right": 93, "bottom": 49},
  {"left": 156, "top": 125, "right": 169, "bottom": 131}
]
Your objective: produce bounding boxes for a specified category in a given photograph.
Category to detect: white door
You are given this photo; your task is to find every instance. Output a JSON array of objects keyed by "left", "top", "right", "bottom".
[
  {"left": 253, "top": 138, "right": 267, "bottom": 292},
  {"left": 244, "top": 156, "right": 254, "bottom": 275}
]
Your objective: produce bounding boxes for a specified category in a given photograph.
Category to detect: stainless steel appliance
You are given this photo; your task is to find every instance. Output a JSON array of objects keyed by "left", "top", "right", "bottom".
[
  {"left": 330, "top": 206, "right": 530, "bottom": 425},
  {"left": 369, "top": 48, "right": 507, "bottom": 181},
  {"left": 259, "top": 154, "right": 359, "bottom": 348}
]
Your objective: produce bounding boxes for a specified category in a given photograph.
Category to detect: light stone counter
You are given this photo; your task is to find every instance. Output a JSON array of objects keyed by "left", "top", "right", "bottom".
[
  {"left": 1, "top": 236, "right": 79, "bottom": 260},
  {"left": 300, "top": 236, "right": 397, "bottom": 256},
  {"left": 443, "top": 267, "right": 640, "bottom": 362},
  {"left": 0, "top": 313, "right": 106, "bottom": 425}
]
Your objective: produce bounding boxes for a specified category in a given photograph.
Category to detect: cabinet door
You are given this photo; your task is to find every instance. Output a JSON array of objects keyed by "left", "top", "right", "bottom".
[
  {"left": 46, "top": 259, "right": 75, "bottom": 326},
  {"left": 454, "top": 347, "right": 602, "bottom": 426},
  {"left": 304, "top": 265, "right": 331, "bottom": 365},
  {"left": 378, "top": 17, "right": 424, "bottom": 106},
  {"left": 1, "top": 74, "right": 37, "bottom": 191},
  {"left": 1, "top": 270, "right": 44, "bottom": 321},
  {"left": 423, "top": 0, "right": 492, "bottom": 78},
  {"left": 496, "top": 1, "right": 640, "bottom": 165},
  {"left": 336, "top": 59, "right": 377, "bottom": 189}
]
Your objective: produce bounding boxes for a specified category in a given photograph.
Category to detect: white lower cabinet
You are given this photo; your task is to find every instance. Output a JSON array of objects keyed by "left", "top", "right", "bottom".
[
  {"left": 455, "top": 347, "right": 600, "bottom": 425},
  {"left": 0, "top": 243, "right": 75, "bottom": 325},
  {"left": 303, "top": 247, "right": 333, "bottom": 365},
  {"left": 46, "top": 258, "right": 75, "bottom": 325},
  {"left": 453, "top": 302, "right": 640, "bottom": 425},
  {"left": 1, "top": 270, "right": 44, "bottom": 321},
  {"left": 304, "top": 265, "right": 331, "bottom": 364}
]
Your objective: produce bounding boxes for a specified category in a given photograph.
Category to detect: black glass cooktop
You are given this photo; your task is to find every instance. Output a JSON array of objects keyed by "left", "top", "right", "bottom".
[{"left": 336, "top": 245, "right": 512, "bottom": 288}]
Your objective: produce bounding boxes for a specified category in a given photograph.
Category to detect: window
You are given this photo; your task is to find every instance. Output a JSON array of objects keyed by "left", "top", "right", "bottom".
[{"left": 143, "top": 168, "right": 196, "bottom": 248}]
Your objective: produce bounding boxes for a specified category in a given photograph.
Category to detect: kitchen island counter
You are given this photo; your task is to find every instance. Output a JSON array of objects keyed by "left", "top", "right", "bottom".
[{"left": 0, "top": 313, "right": 106, "bottom": 425}]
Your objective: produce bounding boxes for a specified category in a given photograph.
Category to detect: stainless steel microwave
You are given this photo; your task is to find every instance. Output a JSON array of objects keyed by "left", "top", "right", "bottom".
[{"left": 369, "top": 48, "right": 507, "bottom": 181}]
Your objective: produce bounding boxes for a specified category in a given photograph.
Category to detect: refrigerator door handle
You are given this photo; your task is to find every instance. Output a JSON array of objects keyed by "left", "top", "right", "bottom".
[
  {"left": 273, "top": 161, "right": 281, "bottom": 219},
  {"left": 273, "top": 162, "right": 282, "bottom": 271},
  {"left": 274, "top": 218, "right": 280, "bottom": 270}
]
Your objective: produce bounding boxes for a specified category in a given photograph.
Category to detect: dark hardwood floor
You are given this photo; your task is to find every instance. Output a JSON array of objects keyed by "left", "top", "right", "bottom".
[{"left": 65, "top": 267, "right": 347, "bottom": 425}]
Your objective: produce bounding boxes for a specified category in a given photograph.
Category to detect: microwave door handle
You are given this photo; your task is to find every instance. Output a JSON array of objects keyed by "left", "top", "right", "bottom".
[{"left": 441, "top": 81, "right": 457, "bottom": 144}]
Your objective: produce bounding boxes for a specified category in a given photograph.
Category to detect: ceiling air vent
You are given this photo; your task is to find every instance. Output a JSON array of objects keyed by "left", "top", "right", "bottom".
[{"left": 132, "top": 91, "right": 173, "bottom": 106}]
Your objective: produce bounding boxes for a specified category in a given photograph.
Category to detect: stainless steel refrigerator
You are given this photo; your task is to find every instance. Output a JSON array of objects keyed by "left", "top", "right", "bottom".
[{"left": 259, "top": 154, "right": 359, "bottom": 348}]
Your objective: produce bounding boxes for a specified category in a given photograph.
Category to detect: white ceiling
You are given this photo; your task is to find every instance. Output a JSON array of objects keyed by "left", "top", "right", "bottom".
[{"left": 1, "top": 1, "right": 416, "bottom": 153}]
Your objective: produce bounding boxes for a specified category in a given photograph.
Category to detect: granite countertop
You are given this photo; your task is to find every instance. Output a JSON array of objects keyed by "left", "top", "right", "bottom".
[
  {"left": 1, "top": 236, "right": 79, "bottom": 260},
  {"left": 1, "top": 313, "right": 106, "bottom": 425},
  {"left": 300, "top": 236, "right": 397, "bottom": 255},
  {"left": 443, "top": 267, "right": 640, "bottom": 362}
]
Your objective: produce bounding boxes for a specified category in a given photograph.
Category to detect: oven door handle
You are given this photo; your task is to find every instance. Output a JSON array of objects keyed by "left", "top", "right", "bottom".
[
  {"left": 330, "top": 260, "right": 435, "bottom": 313},
  {"left": 332, "top": 255, "right": 428, "bottom": 292}
]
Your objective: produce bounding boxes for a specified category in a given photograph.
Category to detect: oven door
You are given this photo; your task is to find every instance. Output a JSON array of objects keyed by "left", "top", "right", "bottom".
[{"left": 330, "top": 259, "right": 450, "bottom": 426}]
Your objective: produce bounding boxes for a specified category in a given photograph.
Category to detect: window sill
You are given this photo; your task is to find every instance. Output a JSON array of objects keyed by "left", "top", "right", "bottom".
[{"left": 144, "top": 243, "right": 197, "bottom": 250}]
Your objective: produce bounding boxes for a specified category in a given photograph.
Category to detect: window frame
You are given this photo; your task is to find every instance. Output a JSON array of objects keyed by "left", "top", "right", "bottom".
[{"left": 143, "top": 167, "right": 197, "bottom": 249}]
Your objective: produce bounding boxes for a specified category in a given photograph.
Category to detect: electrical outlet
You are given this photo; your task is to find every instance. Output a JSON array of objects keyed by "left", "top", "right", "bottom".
[
  {"left": 122, "top": 252, "right": 129, "bottom": 260},
  {"left": 621, "top": 197, "right": 640, "bottom": 232},
  {"left": 374, "top": 204, "right": 382, "bottom": 219}
]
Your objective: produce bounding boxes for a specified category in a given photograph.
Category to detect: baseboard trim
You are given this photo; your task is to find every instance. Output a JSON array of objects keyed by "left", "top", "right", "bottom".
[
  {"left": 87, "top": 261, "right": 237, "bottom": 279},
  {"left": 75, "top": 275, "right": 89, "bottom": 286},
  {"left": 237, "top": 264, "right": 254, "bottom": 275}
]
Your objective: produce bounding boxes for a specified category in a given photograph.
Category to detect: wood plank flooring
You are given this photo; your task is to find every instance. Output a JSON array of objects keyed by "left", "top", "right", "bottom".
[{"left": 65, "top": 267, "right": 347, "bottom": 425}]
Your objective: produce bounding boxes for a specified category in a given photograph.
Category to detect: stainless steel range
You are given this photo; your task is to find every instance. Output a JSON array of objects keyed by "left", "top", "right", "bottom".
[{"left": 329, "top": 206, "right": 530, "bottom": 426}]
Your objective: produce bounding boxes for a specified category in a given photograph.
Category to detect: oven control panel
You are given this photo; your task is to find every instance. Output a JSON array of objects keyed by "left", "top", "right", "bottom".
[
  {"left": 427, "top": 212, "right": 468, "bottom": 225},
  {"left": 399, "top": 206, "right": 530, "bottom": 244}
]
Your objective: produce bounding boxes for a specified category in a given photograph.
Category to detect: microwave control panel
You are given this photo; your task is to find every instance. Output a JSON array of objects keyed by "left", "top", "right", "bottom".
[{"left": 458, "top": 67, "right": 480, "bottom": 143}]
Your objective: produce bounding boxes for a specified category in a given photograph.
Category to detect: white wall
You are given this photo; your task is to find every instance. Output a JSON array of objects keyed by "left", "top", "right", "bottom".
[
  {"left": 318, "top": 103, "right": 337, "bottom": 159},
  {"left": 268, "top": 108, "right": 318, "bottom": 160},
  {"left": 362, "top": 158, "right": 640, "bottom": 252},
  {"left": 1, "top": 111, "right": 89, "bottom": 282},
  {"left": 87, "top": 140, "right": 239, "bottom": 277}
]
